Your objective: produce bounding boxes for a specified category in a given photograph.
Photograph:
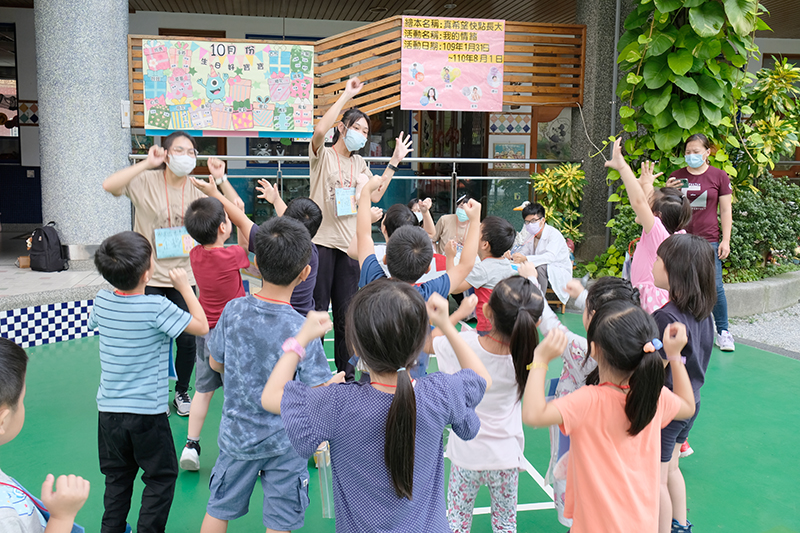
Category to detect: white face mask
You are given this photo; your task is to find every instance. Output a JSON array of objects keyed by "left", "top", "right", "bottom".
[
  {"left": 414, "top": 211, "right": 423, "bottom": 222},
  {"left": 167, "top": 154, "right": 196, "bottom": 177},
  {"left": 525, "top": 220, "right": 543, "bottom": 235}
]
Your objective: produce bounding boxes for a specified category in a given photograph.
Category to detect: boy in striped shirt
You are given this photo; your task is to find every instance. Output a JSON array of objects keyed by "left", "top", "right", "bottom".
[{"left": 90, "top": 231, "right": 208, "bottom": 533}]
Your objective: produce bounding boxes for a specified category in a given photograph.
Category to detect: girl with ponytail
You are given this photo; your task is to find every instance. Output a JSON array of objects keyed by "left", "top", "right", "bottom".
[
  {"left": 522, "top": 301, "right": 696, "bottom": 533},
  {"left": 434, "top": 276, "right": 545, "bottom": 532},
  {"left": 262, "top": 278, "right": 491, "bottom": 533}
]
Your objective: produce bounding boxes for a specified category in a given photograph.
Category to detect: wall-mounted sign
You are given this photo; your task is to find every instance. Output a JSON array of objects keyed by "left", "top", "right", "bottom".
[
  {"left": 400, "top": 16, "right": 505, "bottom": 112},
  {"left": 143, "top": 39, "right": 314, "bottom": 137}
]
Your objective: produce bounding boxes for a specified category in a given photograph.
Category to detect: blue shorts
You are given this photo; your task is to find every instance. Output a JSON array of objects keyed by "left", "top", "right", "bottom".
[
  {"left": 661, "top": 401, "right": 701, "bottom": 462},
  {"left": 206, "top": 448, "right": 310, "bottom": 529},
  {"left": 195, "top": 332, "right": 223, "bottom": 393}
]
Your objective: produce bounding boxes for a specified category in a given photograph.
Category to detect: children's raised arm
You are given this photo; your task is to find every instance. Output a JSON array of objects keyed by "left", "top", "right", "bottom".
[
  {"left": 604, "top": 138, "right": 655, "bottom": 233},
  {"left": 169, "top": 268, "right": 209, "bottom": 336},
  {"left": 521, "top": 329, "right": 569, "bottom": 427},
  {"left": 662, "top": 322, "right": 696, "bottom": 420},
  {"left": 256, "top": 179, "right": 288, "bottom": 216},
  {"left": 448, "top": 199, "right": 482, "bottom": 293},
  {"left": 420, "top": 198, "right": 436, "bottom": 239},
  {"left": 356, "top": 176, "right": 382, "bottom": 268},
  {"left": 427, "top": 293, "right": 492, "bottom": 390},
  {"left": 423, "top": 293, "right": 478, "bottom": 354},
  {"left": 262, "top": 311, "right": 333, "bottom": 414},
  {"left": 190, "top": 176, "right": 255, "bottom": 248}
]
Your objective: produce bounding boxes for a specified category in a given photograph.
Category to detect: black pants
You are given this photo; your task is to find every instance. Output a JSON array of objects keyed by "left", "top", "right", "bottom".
[
  {"left": 313, "top": 245, "right": 360, "bottom": 381},
  {"left": 98, "top": 412, "right": 178, "bottom": 533},
  {"left": 145, "top": 285, "right": 195, "bottom": 394}
]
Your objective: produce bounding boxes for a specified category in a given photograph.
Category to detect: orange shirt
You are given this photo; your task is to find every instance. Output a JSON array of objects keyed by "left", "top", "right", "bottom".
[{"left": 552, "top": 385, "right": 681, "bottom": 533}]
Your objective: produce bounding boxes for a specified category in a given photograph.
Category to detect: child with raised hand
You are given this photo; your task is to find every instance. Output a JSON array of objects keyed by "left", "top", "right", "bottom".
[
  {"left": 177, "top": 196, "right": 250, "bottom": 471},
  {"left": 605, "top": 138, "right": 691, "bottom": 313},
  {"left": 200, "top": 216, "right": 338, "bottom": 533},
  {"left": 523, "top": 301, "right": 696, "bottom": 533},
  {"left": 0, "top": 338, "right": 91, "bottom": 533},
  {"left": 191, "top": 176, "right": 323, "bottom": 316},
  {"left": 357, "top": 175, "right": 482, "bottom": 298},
  {"left": 262, "top": 282, "right": 492, "bottom": 533},
  {"left": 517, "top": 270, "right": 643, "bottom": 528},
  {"left": 91, "top": 231, "right": 208, "bottom": 533},
  {"left": 434, "top": 276, "right": 545, "bottom": 533},
  {"left": 651, "top": 234, "right": 717, "bottom": 533}
]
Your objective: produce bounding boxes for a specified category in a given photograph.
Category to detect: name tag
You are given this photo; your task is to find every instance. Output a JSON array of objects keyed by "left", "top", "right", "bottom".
[
  {"left": 154, "top": 226, "right": 196, "bottom": 259},
  {"left": 335, "top": 187, "right": 357, "bottom": 217}
]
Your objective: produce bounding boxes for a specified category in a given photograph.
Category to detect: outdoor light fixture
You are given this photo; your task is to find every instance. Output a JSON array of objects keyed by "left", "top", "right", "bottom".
[
  {"left": 444, "top": 3, "right": 457, "bottom": 9},
  {"left": 403, "top": 9, "right": 420, "bottom": 15},
  {"left": 369, "top": 6, "right": 389, "bottom": 14}
]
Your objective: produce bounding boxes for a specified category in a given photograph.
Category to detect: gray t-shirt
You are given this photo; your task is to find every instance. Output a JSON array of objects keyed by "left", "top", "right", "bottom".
[
  {"left": 209, "top": 295, "right": 332, "bottom": 460},
  {"left": 0, "top": 469, "right": 47, "bottom": 533}
]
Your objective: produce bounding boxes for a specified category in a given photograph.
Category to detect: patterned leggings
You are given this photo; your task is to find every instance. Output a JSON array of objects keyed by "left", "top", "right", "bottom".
[{"left": 447, "top": 464, "right": 519, "bottom": 533}]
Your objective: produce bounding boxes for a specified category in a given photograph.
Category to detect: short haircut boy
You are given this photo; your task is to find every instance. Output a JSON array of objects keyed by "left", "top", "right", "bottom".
[
  {"left": 254, "top": 217, "right": 312, "bottom": 286},
  {"left": 522, "top": 202, "right": 545, "bottom": 220},
  {"left": 185, "top": 197, "right": 227, "bottom": 245},
  {"left": 94, "top": 231, "right": 152, "bottom": 291},
  {"left": 283, "top": 198, "right": 323, "bottom": 239},
  {"left": 385, "top": 226, "right": 434, "bottom": 283},
  {"left": 383, "top": 204, "right": 417, "bottom": 238},
  {"left": 0, "top": 338, "right": 27, "bottom": 411},
  {"left": 481, "top": 216, "right": 516, "bottom": 257}
]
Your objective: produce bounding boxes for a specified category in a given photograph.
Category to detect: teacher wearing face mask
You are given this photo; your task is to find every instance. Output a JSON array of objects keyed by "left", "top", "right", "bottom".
[
  {"left": 509, "top": 202, "right": 572, "bottom": 306},
  {"left": 310, "top": 77, "right": 413, "bottom": 381},
  {"left": 666, "top": 133, "right": 735, "bottom": 352},
  {"left": 103, "top": 131, "right": 236, "bottom": 416},
  {"left": 430, "top": 194, "right": 472, "bottom": 256}
]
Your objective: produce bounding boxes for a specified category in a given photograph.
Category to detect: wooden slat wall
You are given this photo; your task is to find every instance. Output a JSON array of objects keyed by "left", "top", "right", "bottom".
[
  {"left": 502, "top": 22, "right": 585, "bottom": 107},
  {"left": 129, "top": 19, "right": 586, "bottom": 126},
  {"left": 313, "top": 17, "right": 403, "bottom": 120}
]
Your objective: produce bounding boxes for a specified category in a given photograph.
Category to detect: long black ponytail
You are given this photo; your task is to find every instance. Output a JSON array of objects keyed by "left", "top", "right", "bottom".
[
  {"left": 345, "top": 278, "right": 429, "bottom": 500},
  {"left": 586, "top": 301, "right": 664, "bottom": 436},
  {"left": 486, "top": 276, "right": 545, "bottom": 401}
]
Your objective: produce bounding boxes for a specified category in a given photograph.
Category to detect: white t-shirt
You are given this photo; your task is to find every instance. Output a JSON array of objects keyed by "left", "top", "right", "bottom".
[
  {"left": 433, "top": 330, "right": 525, "bottom": 471},
  {"left": 0, "top": 468, "right": 47, "bottom": 533}
]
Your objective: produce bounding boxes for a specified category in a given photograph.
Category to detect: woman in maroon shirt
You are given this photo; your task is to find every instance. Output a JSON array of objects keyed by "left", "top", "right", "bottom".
[{"left": 667, "top": 133, "right": 734, "bottom": 352}]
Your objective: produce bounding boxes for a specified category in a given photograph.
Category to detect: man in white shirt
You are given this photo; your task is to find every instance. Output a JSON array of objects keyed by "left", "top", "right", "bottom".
[{"left": 509, "top": 202, "right": 572, "bottom": 304}]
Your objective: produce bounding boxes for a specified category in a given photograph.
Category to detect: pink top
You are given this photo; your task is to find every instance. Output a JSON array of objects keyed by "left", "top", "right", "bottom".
[
  {"left": 630, "top": 217, "right": 673, "bottom": 314},
  {"left": 552, "top": 385, "right": 681, "bottom": 533}
]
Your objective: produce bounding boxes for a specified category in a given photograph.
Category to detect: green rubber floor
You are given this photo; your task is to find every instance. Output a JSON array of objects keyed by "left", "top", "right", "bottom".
[{"left": 2, "top": 312, "right": 798, "bottom": 532}]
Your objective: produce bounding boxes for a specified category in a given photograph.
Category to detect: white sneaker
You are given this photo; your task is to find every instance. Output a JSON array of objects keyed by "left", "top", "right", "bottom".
[
  {"left": 716, "top": 330, "right": 735, "bottom": 352},
  {"left": 180, "top": 441, "right": 201, "bottom": 471},
  {"left": 173, "top": 391, "right": 191, "bottom": 417}
]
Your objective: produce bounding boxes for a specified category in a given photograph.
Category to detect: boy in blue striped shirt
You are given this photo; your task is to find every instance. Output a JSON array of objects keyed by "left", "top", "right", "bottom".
[{"left": 90, "top": 231, "right": 208, "bottom": 533}]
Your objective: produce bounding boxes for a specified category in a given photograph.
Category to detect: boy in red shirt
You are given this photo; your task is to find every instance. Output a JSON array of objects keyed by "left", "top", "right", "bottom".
[{"left": 180, "top": 196, "right": 250, "bottom": 470}]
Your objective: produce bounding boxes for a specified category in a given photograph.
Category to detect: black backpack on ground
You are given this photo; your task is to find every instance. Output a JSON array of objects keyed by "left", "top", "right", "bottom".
[{"left": 30, "top": 221, "right": 68, "bottom": 272}]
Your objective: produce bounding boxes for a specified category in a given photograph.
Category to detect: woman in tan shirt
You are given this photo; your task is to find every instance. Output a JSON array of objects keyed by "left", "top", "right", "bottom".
[
  {"left": 309, "top": 77, "right": 412, "bottom": 380},
  {"left": 102, "top": 131, "right": 234, "bottom": 415}
]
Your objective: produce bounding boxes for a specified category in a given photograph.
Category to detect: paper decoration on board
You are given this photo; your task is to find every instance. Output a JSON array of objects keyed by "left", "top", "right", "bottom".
[
  {"left": 400, "top": 16, "right": 505, "bottom": 112},
  {"left": 143, "top": 39, "right": 315, "bottom": 137}
]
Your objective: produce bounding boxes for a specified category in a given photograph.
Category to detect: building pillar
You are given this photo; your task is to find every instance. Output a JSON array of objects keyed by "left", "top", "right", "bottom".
[
  {"left": 572, "top": 0, "right": 636, "bottom": 261},
  {"left": 35, "top": 0, "right": 132, "bottom": 268}
]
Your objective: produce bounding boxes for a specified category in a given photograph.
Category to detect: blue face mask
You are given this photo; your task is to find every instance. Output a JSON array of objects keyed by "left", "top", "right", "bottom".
[
  {"left": 685, "top": 153, "right": 705, "bottom": 168},
  {"left": 456, "top": 208, "right": 469, "bottom": 222},
  {"left": 344, "top": 129, "right": 367, "bottom": 152}
]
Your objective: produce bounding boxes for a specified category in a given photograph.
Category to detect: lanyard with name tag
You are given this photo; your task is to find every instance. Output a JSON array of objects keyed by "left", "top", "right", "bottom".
[
  {"left": 154, "top": 174, "right": 197, "bottom": 258},
  {"left": 335, "top": 154, "right": 358, "bottom": 217}
]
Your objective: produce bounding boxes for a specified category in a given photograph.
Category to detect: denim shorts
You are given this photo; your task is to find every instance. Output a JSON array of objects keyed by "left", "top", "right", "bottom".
[
  {"left": 661, "top": 401, "right": 701, "bottom": 462},
  {"left": 195, "top": 332, "right": 223, "bottom": 393},
  {"left": 206, "top": 447, "right": 310, "bottom": 530}
]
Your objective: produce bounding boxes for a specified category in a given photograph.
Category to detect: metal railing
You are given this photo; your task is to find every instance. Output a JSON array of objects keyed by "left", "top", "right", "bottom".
[{"left": 129, "top": 154, "right": 581, "bottom": 211}]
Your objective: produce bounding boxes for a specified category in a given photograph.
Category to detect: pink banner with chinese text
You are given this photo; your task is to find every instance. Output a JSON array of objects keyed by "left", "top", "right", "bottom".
[{"left": 401, "top": 16, "right": 505, "bottom": 112}]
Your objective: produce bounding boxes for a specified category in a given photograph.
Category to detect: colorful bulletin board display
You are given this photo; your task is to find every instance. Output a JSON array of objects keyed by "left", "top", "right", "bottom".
[
  {"left": 142, "top": 39, "right": 314, "bottom": 138},
  {"left": 400, "top": 17, "right": 505, "bottom": 113}
]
